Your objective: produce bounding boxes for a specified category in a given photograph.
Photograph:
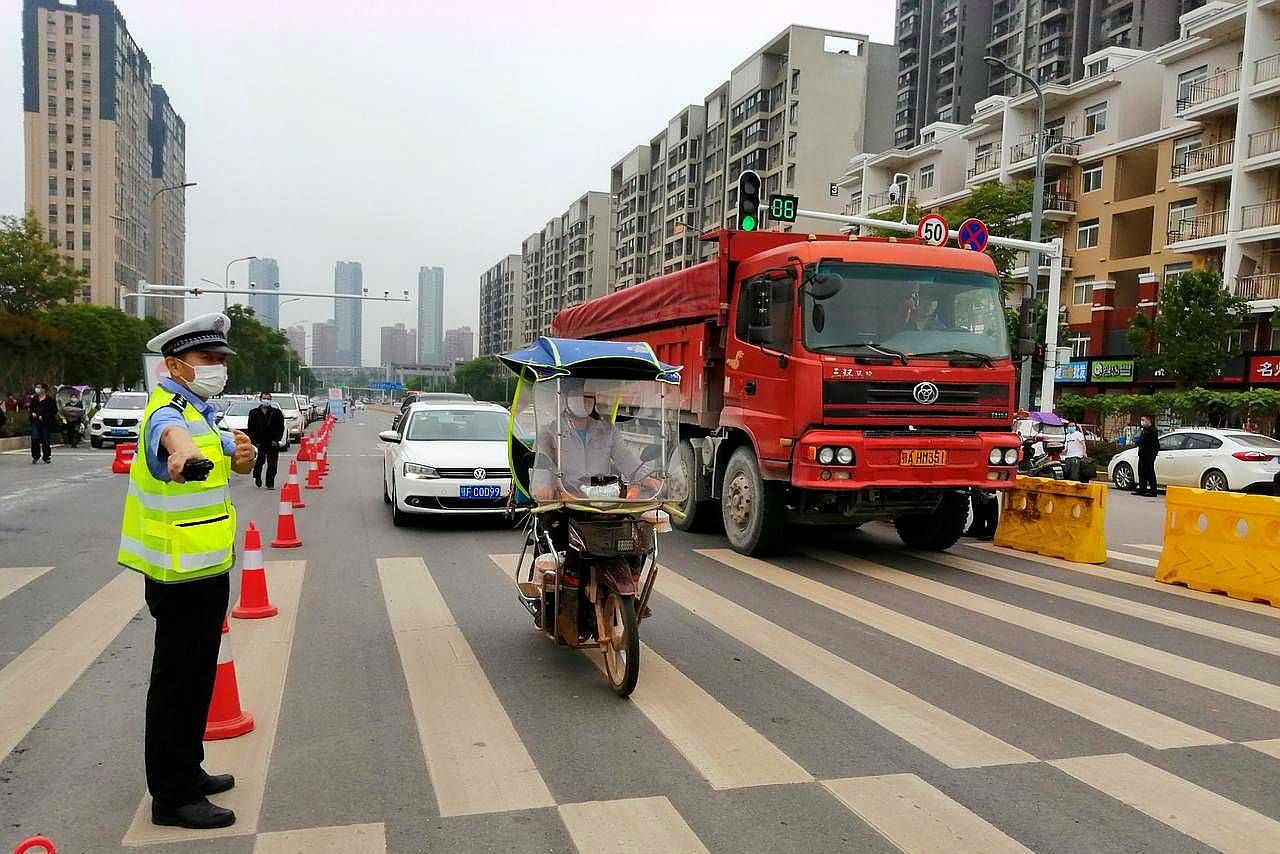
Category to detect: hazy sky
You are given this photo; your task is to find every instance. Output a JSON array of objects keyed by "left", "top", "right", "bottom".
[{"left": 1, "top": 0, "right": 895, "bottom": 364}]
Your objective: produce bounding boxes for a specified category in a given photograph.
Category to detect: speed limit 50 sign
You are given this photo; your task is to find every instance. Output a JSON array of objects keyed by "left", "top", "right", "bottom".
[{"left": 916, "top": 214, "right": 948, "bottom": 246}]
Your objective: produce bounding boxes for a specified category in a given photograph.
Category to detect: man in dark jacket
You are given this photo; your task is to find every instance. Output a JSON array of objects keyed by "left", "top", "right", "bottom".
[
  {"left": 1134, "top": 416, "right": 1160, "bottom": 496},
  {"left": 246, "top": 393, "right": 285, "bottom": 488},
  {"left": 29, "top": 383, "right": 59, "bottom": 464}
]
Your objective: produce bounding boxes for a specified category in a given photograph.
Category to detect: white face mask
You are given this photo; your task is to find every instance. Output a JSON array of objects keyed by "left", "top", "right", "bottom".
[
  {"left": 178, "top": 360, "right": 228, "bottom": 398},
  {"left": 565, "top": 393, "right": 596, "bottom": 419}
]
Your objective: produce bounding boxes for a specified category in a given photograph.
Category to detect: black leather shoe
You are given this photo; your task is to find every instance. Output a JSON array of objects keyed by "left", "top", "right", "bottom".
[
  {"left": 198, "top": 772, "right": 235, "bottom": 796},
  {"left": 254, "top": 479, "right": 262, "bottom": 488},
  {"left": 151, "top": 798, "right": 236, "bottom": 829}
]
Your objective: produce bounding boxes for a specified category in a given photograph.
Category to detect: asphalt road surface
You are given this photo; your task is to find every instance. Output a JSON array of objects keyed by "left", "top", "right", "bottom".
[{"left": 1, "top": 418, "right": 1278, "bottom": 854}]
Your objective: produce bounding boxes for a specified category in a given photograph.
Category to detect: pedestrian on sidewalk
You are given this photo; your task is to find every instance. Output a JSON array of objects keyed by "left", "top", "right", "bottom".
[
  {"left": 1063, "top": 422, "right": 1088, "bottom": 483},
  {"left": 1134, "top": 416, "right": 1160, "bottom": 496},
  {"left": 117, "top": 312, "right": 257, "bottom": 831},
  {"left": 28, "top": 382, "right": 58, "bottom": 464},
  {"left": 246, "top": 392, "right": 284, "bottom": 488}
]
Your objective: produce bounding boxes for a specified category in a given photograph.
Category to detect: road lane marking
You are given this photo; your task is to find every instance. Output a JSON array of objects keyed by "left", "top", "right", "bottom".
[
  {"left": 377, "top": 556, "right": 553, "bottom": 817},
  {"left": 251, "top": 822, "right": 386, "bottom": 853},
  {"left": 802, "top": 547, "right": 1280, "bottom": 715},
  {"left": 123, "top": 560, "right": 306, "bottom": 845},
  {"left": 899, "top": 549, "right": 1280, "bottom": 658},
  {"left": 0, "top": 570, "right": 143, "bottom": 762},
  {"left": 707, "top": 549, "right": 1222, "bottom": 750},
  {"left": 967, "top": 542, "right": 1280, "bottom": 621},
  {"left": 1050, "top": 753, "right": 1280, "bottom": 853},
  {"left": 489, "top": 554, "right": 812, "bottom": 790},
  {"left": 1245, "top": 738, "right": 1280, "bottom": 761},
  {"left": 1125, "top": 544, "right": 1163, "bottom": 554},
  {"left": 1108, "top": 550, "right": 1160, "bottom": 567},
  {"left": 823, "top": 773, "right": 1032, "bottom": 854},
  {"left": 657, "top": 562, "right": 1034, "bottom": 769},
  {"left": 0, "top": 565, "right": 52, "bottom": 601},
  {"left": 560, "top": 796, "right": 709, "bottom": 854}
]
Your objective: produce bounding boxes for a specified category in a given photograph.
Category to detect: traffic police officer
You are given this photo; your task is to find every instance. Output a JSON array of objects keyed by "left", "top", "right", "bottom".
[{"left": 117, "top": 312, "right": 257, "bottom": 830}]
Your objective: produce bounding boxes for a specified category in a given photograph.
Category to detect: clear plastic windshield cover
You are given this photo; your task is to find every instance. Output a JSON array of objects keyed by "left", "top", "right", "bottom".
[{"left": 528, "top": 377, "right": 685, "bottom": 507}]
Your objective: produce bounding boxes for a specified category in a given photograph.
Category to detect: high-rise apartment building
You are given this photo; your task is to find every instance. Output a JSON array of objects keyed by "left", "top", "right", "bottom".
[
  {"left": 285, "top": 324, "right": 306, "bottom": 364},
  {"left": 247, "top": 257, "right": 280, "bottom": 329},
  {"left": 893, "top": 0, "right": 1206, "bottom": 146},
  {"left": 311, "top": 320, "right": 336, "bottom": 366},
  {"left": 444, "top": 326, "right": 474, "bottom": 364},
  {"left": 379, "top": 323, "right": 417, "bottom": 367},
  {"left": 610, "top": 146, "right": 652, "bottom": 289},
  {"left": 479, "top": 253, "right": 524, "bottom": 356},
  {"left": 520, "top": 231, "right": 545, "bottom": 345},
  {"left": 517, "top": 191, "right": 612, "bottom": 338},
  {"left": 417, "top": 266, "right": 444, "bottom": 364},
  {"left": 334, "top": 261, "right": 362, "bottom": 367},
  {"left": 22, "top": 0, "right": 189, "bottom": 326}
]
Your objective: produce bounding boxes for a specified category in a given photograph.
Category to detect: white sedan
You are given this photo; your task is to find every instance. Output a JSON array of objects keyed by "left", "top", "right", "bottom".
[
  {"left": 1108, "top": 428, "right": 1280, "bottom": 493},
  {"left": 380, "top": 401, "right": 513, "bottom": 525}
]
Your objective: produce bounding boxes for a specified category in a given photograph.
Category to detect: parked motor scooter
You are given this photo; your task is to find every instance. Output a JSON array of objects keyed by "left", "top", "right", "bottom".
[{"left": 1019, "top": 437, "right": 1065, "bottom": 479}]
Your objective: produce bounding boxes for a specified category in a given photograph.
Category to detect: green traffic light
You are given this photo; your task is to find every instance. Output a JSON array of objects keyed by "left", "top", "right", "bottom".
[{"left": 741, "top": 214, "right": 757, "bottom": 231}]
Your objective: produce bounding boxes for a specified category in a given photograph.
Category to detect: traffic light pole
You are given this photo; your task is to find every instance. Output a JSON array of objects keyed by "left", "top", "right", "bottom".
[{"left": 796, "top": 208, "right": 1066, "bottom": 411}]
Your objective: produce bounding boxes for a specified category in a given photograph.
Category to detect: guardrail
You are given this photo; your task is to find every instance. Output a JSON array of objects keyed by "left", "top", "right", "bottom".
[
  {"left": 994, "top": 476, "right": 1108, "bottom": 564},
  {"left": 1156, "top": 487, "right": 1280, "bottom": 607}
]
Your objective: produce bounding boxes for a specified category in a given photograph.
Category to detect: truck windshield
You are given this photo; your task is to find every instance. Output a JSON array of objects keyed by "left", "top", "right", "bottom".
[{"left": 806, "top": 263, "right": 1009, "bottom": 360}]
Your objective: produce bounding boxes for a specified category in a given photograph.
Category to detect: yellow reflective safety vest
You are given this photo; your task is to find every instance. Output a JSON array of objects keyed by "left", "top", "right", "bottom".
[{"left": 117, "top": 386, "right": 236, "bottom": 583}]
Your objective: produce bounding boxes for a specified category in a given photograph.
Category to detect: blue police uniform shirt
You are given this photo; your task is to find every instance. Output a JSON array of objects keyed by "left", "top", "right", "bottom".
[{"left": 145, "top": 377, "right": 236, "bottom": 481}]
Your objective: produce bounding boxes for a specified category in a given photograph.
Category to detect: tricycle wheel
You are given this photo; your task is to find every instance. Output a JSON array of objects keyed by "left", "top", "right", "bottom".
[{"left": 599, "top": 591, "right": 639, "bottom": 698}]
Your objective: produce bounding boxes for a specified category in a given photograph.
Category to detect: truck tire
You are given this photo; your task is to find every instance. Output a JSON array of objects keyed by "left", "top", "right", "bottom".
[
  {"left": 721, "top": 446, "right": 786, "bottom": 555},
  {"left": 672, "top": 440, "right": 712, "bottom": 532},
  {"left": 895, "top": 491, "right": 967, "bottom": 551}
]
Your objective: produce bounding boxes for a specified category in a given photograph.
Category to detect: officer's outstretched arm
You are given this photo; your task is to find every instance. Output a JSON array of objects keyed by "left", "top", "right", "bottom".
[{"left": 160, "top": 425, "right": 203, "bottom": 483}]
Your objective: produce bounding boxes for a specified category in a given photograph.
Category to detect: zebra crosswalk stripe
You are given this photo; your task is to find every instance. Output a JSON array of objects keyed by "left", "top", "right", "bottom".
[
  {"left": 559, "top": 796, "right": 709, "bottom": 854},
  {"left": 0, "top": 566, "right": 52, "bottom": 602},
  {"left": 657, "top": 563, "right": 1035, "bottom": 768},
  {"left": 1050, "top": 753, "right": 1280, "bottom": 854},
  {"left": 487, "top": 554, "right": 812, "bottom": 790},
  {"left": 251, "top": 822, "right": 386, "bottom": 853},
  {"left": 705, "top": 548, "right": 1222, "bottom": 750},
  {"left": 797, "top": 547, "right": 1280, "bottom": 714},
  {"left": 823, "top": 773, "right": 1033, "bottom": 854}
]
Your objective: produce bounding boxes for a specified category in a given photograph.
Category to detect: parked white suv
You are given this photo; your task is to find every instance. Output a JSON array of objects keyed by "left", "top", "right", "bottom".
[{"left": 89, "top": 391, "right": 149, "bottom": 448}]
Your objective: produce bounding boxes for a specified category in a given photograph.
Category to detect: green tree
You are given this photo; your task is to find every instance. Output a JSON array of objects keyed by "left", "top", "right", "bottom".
[
  {"left": 451, "top": 357, "right": 511, "bottom": 403},
  {"left": 1128, "top": 269, "right": 1249, "bottom": 389},
  {"left": 943, "top": 181, "right": 1040, "bottom": 291},
  {"left": 42, "top": 304, "right": 158, "bottom": 388},
  {"left": 225, "top": 305, "right": 300, "bottom": 394},
  {"left": 0, "top": 212, "right": 85, "bottom": 315},
  {"left": 0, "top": 312, "right": 67, "bottom": 390}
]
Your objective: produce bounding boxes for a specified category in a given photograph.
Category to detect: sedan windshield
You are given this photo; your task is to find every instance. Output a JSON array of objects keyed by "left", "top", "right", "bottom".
[
  {"left": 807, "top": 263, "right": 1009, "bottom": 359},
  {"left": 105, "top": 393, "right": 148, "bottom": 409},
  {"left": 226, "top": 401, "right": 277, "bottom": 416},
  {"left": 405, "top": 409, "right": 508, "bottom": 442}
]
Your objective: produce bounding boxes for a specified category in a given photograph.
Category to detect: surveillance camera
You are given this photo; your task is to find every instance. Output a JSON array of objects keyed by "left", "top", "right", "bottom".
[{"left": 887, "top": 185, "right": 901, "bottom": 203}]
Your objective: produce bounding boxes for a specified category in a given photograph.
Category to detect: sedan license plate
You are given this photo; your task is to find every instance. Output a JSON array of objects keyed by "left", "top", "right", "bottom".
[
  {"left": 900, "top": 449, "right": 948, "bottom": 466},
  {"left": 459, "top": 485, "right": 502, "bottom": 500}
]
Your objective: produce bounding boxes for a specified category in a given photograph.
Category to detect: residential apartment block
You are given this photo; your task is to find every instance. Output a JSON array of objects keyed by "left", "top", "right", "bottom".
[
  {"left": 379, "top": 322, "right": 417, "bottom": 367},
  {"left": 311, "top": 320, "right": 336, "bottom": 367},
  {"left": 893, "top": 0, "right": 1205, "bottom": 148},
  {"left": 478, "top": 253, "right": 524, "bottom": 357},
  {"left": 21, "top": 0, "right": 188, "bottom": 326},
  {"left": 247, "top": 257, "right": 281, "bottom": 329},
  {"left": 286, "top": 324, "right": 306, "bottom": 365},
  {"left": 444, "top": 326, "right": 474, "bottom": 364},
  {"left": 518, "top": 191, "right": 612, "bottom": 340}
]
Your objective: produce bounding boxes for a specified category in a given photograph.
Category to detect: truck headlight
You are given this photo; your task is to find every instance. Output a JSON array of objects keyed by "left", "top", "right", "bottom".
[
  {"left": 403, "top": 463, "right": 439, "bottom": 479},
  {"left": 817, "top": 447, "right": 836, "bottom": 465},
  {"left": 988, "top": 448, "right": 1003, "bottom": 465},
  {"left": 836, "top": 446, "right": 854, "bottom": 465},
  {"left": 1003, "top": 447, "right": 1019, "bottom": 465}
]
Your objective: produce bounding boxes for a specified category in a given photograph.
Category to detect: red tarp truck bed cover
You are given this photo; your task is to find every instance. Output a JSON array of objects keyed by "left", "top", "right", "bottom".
[{"left": 552, "top": 260, "right": 722, "bottom": 339}]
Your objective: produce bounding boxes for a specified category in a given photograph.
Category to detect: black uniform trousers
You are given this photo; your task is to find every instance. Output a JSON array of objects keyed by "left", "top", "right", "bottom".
[
  {"left": 1137, "top": 454, "right": 1158, "bottom": 495},
  {"left": 144, "top": 571, "right": 229, "bottom": 808},
  {"left": 252, "top": 442, "right": 279, "bottom": 487}
]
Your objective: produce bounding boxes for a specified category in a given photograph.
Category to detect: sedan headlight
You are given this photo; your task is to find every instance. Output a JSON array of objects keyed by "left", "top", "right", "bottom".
[{"left": 403, "top": 462, "right": 439, "bottom": 479}]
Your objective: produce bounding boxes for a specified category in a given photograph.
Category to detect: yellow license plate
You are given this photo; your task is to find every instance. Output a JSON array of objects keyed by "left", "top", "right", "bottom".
[{"left": 900, "top": 449, "right": 948, "bottom": 466}]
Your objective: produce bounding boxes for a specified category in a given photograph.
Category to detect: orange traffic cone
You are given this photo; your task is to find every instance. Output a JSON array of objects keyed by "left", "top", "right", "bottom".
[
  {"left": 296, "top": 435, "right": 312, "bottom": 462},
  {"left": 205, "top": 627, "right": 254, "bottom": 740},
  {"left": 304, "top": 459, "right": 323, "bottom": 490},
  {"left": 282, "top": 460, "right": 305, "bottom": 509},
  {"left": 232, "top": 522, "right": 278, "bottom": 619},
  {"left": 317, "top": 449, "right": 329, "bottom": 477},
  {"left": 270, "top": 496, "right": 303, "bottom": 548}
]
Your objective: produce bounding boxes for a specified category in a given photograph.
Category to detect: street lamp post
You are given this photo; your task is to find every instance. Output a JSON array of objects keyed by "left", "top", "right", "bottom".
[
  {"left": 985, "top": 56, "right": 1046, "bottom": 411},
  {"left": 223, "top": 255, "right": 258, "bottom": 312},
  {"left": 279, "top": 296, "right": 303, "bottom": 393}
]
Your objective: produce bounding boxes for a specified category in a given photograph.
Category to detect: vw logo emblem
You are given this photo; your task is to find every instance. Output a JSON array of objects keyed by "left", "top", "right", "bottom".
[
  {"left": 473, "top": 468, "right": 487, "bottom": 480},
  {"left": 913, "top": 381, "right": 941, "bottom": 405}
]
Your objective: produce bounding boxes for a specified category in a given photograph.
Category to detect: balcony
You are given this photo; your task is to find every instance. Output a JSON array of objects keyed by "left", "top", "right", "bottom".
[
  {"left": 966, "top": 151, "right": 1001, "bottom": 180},
  {"left": 1171, "top": 138, "right": 1235, "bottom": 177},
  {"left": 1166, "top": 209, "right": 1229, "bottom": 244},
  {"left": 1008, "top": 134, "right": 1080, "bottom": 165},
  {"left": 1043, "top": 192, "right": 1077, "bottom": 216},
  {"left": 1041, "top": 0, "right": 1069, "bottom": 18},
  {"left": 1233, "top": 273, "right": 1280, "bottom": 301},
  {"left": 865, "top": 190, "right": 914, "bottom": 211},
  {"left": 1248, "top": 126, "right": 1280, "bottom": 159},
  {"left": 1013, "top": 250, "right": 1073, "bottom": 274},
  {"left": 1240, "top": 199, "right": 1280, "bottom": 231},
  {"left": 1257, "top": 53, "right": 1280, "bottom": 86},
  {"left": 1177, "top": 67, "right": 1240, "bottom": 114}
]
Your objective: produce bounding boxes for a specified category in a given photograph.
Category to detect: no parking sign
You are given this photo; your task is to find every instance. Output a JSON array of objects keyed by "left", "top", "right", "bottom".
[{"left": 957, "top": 218, "right": 989, "bottom": 252}]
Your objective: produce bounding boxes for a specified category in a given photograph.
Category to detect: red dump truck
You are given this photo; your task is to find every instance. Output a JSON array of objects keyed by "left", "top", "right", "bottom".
[{"left": 552, "top": 229, "right": 1021, "bottom": 555}]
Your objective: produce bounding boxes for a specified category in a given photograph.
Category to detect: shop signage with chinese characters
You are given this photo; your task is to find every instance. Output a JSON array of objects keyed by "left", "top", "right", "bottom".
[
  {"left": 1249, "top": 355, "right": 1280, "bottom": 383},
  {"left": 1090, "top": 359, "right": 1134, "bottom": 383}
]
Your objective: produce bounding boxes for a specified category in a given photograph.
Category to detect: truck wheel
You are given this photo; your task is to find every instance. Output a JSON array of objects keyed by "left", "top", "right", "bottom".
[
  {"left": 895, "top": 492, "right": 967, "bottom": 551},
  {"left": 672, "top": 440, "right": 711, "bottom": 532},
  {"left": 721, "top": 446, "right": 785, "bottom": 555}
]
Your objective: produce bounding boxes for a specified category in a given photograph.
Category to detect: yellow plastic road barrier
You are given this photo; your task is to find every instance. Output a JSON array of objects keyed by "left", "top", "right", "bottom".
[
  {"left": 993, "top": 476, "right": 1108, "bottom": 564},
  {"left": 1157, "top": 487, "right": 1280, "bottom": 608}
]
